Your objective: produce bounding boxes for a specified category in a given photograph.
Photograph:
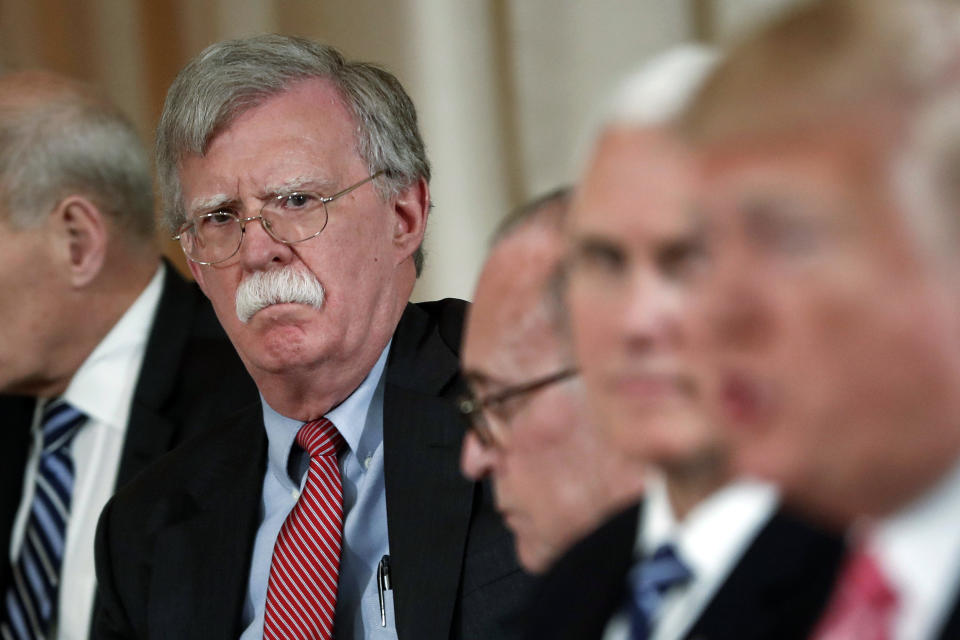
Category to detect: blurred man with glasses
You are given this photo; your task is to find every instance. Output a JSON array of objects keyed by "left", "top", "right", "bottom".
[
  {"left": 93, "top": 35, "right": 527, "bottom": 640},
  {"left": 0, "top": 71, "right": 254, "bottom": 640},
  {"left": 459, "top": 188, "right": 646, "bottom": 575}
]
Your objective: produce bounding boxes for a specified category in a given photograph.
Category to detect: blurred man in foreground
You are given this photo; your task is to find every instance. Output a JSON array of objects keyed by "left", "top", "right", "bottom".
[
  {"left": 682, "top": 0, "right": 960, "bottom": 637},
  {"left": 94, "top": 35, "right": 526, "bottom": 640},
  {"left": 525, "top": 46, "right": 844, "bottom": 640},
  {"left": 460, "top": 189, "right": 646, "bottom": 574},
  {"left": 0, "top": 71, "right": 254, "bottom": 639}
]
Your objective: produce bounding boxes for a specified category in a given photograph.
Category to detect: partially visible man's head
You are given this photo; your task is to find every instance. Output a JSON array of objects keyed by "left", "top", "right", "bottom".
[
  {"left": 162, "top": 36, "right": 433, "bottom": 418},
  {"left": 681, "top": 0, "right": 960, "bottom": 524},
  {"left": 565, "top": 47, "right": 721, "bottom": 473},
  {"left": 460, "top": 190, "right": 644, "bottom": 573},
  {"left": 0, "top": 71, "right": 153, "bottom": 238},
  {"left": 0, "top": 70, "right": 155, "bottom": 396}
]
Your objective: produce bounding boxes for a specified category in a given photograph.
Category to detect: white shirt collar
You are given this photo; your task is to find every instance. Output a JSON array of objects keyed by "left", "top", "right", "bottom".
[
  {"left": 869, "top": 455, "right": 960, "bottom": 639},
  {"left": 636, "top": 474, "right": 779, "bottom": 640},
  {"left": 62, "top": 265, "right": 165, "bottom": 430},
  {"left": 640, "top": 472, "right": 778, "bottom": 567},
  {"left": 673, "top": 480, "right": 778, "bottom": 583},
  {"left": 640, "top": 470, "right": 677, "bottom": 554}
]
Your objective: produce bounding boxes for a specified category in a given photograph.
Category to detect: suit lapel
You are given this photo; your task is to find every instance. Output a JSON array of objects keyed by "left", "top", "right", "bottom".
[
  {"left": 935, "top": 592, "right": 960, "bottom": 639},
  {"left": 383, "top": 303, "right": 473, "bottom": 639},
  {"left": 117, "top": 262, "right": 198, "bottom": 486},
  {"left": 526, "top": 502, "right": 640, "bottom": 640},
  {"left": 147, "top": 403, "right": 267, "bottom": 640},
  {"left": 0, "top": 395, "right": 35, "bottom": 593},
  {"left": 686, "top": 508, "right": 845, "bottom": 640}
]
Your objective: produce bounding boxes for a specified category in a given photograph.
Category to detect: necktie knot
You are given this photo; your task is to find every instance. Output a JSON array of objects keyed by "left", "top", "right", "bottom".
[
  {"left": 811, "top": 546, "right": 899, "bottom": 640},
  {"left": 629, "top": 543, "right": 693, "bottom": 640},
  {"left": 842, "top": 550, "right": 898, "bottom": 609},
  {"left": 41, "top": 400, "right": 86, "bottom": 453},
  {"left": 297, "top": 417, "right": 344, "bottom": 458}
]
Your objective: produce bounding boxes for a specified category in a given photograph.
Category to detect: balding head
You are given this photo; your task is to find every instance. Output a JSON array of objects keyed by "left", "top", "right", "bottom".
[
  {"left": 461, "top": 190, "right": 645, "bottom": 573},
  {"left": 0, "top": 71, "right": 159, "bottom": 397},
  {"left": 0, "top": 70, "right": 154, "bottom": 243}
]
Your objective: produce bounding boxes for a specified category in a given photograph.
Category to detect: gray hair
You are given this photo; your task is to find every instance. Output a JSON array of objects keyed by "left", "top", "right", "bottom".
[
  {"left": 157, "top": 34, "right": 431, "bottom": 274},
  {"left": 0, "top": 80, "right": 154, "bottom": 240},
  {"left": 491, "top": 187, "right": 573, "bottom": 339},
  {"left": 492, "top": 186, "right": 572, "bottom": 246},
  {"left": 606, "top": 44, "right": 720, "bottom": 129}
]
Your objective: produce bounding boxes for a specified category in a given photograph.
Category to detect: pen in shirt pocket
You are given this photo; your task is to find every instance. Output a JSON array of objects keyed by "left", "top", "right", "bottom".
[{"left": 377, "top": 554, "right": 392, "bottom": 627}]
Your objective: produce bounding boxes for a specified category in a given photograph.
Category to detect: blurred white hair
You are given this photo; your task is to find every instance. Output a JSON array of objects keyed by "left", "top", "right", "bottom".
[
  {"left": 570, "top": 44, "right": 719, "bottom": 175},
  {"left": 605, "top": 44, "right": 720, "bottom": 128}
]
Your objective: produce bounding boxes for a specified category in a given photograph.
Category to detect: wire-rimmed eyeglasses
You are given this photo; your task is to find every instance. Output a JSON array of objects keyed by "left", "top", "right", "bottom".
[
  {"left": 458, "top": 367, "right": 578, "bottom": 447},
  {"left": 173, "top": 171, "right": 383, "bottom": 265}
]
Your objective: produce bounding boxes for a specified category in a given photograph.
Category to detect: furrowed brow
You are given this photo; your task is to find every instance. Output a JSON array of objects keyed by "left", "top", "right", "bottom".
[
  {"left": 188, "top": 193, "right": 238, "bottom": 216},
  {"left": 264, "top": 175, "right": 337, "bottom": 196}
]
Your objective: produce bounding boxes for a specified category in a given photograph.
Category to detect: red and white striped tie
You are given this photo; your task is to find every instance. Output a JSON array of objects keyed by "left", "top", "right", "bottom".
[{"left": 263, "top": 418, "right": 345, "bottom": 640}]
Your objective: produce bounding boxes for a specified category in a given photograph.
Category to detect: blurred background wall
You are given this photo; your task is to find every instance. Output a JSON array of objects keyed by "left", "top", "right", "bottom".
[{"left": 0, "top": 0, "right": 800, "bottom": 301}]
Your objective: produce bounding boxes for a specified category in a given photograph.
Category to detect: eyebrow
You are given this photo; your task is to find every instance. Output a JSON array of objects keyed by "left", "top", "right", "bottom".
[
  {"left": 185, "top": 175, "right": 343, "bottom": 217},
  {"left": 263, "top": 175, "right": 339, "bottom": 196},
  {"left": 188, "top": 193, "right": 238, "bottom": 217},
  {"left": 570, "top": 233, "right": 626, "bottom": 257},
  {"left": 462, "top": 369, "right": 508, "bottom": 392}
]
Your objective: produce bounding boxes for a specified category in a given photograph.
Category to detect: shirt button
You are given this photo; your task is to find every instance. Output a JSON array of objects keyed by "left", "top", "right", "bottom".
[
  {"left": 363, "top": 455, "right": 373, "bottom": 470},
  {"left": 291, "top": 488, "right": 300, "bottom": 500}
]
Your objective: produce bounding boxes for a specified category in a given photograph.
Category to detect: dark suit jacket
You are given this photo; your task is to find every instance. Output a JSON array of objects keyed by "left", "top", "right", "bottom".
[
  {"left": 937, "top": 596, "right": 960, "bottom": 639},
  {"left": 93, "top": 299, "right": 532, "bottom": 640},
  {"left": 524, "top": 500, "right": 847, "bottom": 640},
  {"left": 0, "top": 262, "right": 256, "bottom": 606}
]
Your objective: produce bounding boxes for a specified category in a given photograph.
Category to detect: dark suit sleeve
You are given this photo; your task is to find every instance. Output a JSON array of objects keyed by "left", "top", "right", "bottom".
[
  {"left": 523, "top": 503, "right": 640, "bottom": 640},
  {"left": 92, "top": 497, "right": 136, "bottom": 640}
]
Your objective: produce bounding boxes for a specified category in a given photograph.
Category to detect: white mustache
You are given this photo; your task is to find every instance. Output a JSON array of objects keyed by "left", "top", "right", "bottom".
[{"left": 235, "top": 268, "right": 325, "bottom": 323}]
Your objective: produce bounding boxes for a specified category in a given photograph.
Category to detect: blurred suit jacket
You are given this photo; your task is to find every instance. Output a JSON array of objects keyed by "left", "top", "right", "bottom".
[
  {"left": 0, "top": 262, "right": 257, "bottom": 625},
  {"left": 524, "top": 501, "right": 848, "bottom": 640},
  {"left": 93, "top": 299, "right": 532, "bottom": 640}
]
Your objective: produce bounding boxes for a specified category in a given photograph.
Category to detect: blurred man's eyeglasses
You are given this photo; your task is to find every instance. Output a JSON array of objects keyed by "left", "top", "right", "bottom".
[
  {"left": 458, "top": 368, "right": 578, "bottom": 448},
  {"left": 173, "top": 171, "right": 383, "bottom": 265}
]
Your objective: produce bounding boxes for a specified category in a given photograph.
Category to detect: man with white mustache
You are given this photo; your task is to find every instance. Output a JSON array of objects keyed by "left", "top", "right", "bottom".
[
  {"left": 93, "top": 36, "right": 529, "bottom": 640},
  {"left": 235, "top": 268, "right": 326, "bottom": 325}
]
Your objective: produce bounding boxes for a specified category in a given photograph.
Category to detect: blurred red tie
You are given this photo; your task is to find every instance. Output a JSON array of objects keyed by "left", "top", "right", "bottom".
[{"left": 810, "top": 545, "right": 898, "bottom": 640}]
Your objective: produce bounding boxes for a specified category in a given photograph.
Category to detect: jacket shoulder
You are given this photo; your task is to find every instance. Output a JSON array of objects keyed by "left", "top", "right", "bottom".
[{"left": 409, "top": 298, "right": 469, "bottom": 354}]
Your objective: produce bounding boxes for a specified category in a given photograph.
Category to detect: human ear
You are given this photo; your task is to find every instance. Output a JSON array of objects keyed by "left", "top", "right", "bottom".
[
  {"left": 391, "top": 177, "right": 430, "bottom": 265},
  {"left": 52, "top": 196, "right": 107, "bottom": 288}
]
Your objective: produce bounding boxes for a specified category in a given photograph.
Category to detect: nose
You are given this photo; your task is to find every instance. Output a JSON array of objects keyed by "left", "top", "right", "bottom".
[
  {"left": 237, "top": 213, "right": 295, "bottom": 271},
  {"left": 619, "top": 269, "right": 684, "bottom": 353},
  {"left": 460, "top": 431, "right": 500, "bottom": 481}
]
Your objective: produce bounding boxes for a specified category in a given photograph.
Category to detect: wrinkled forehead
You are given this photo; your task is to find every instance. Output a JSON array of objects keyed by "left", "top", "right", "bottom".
[
  {"left": 569, "top": 129, "right": 701, "bottom": 251},
  {"left": 694, "top": 121, "right": 904, "bottom": 225}
]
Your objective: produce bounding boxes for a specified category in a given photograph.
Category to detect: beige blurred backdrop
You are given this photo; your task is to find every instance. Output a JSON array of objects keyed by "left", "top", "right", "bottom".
[{"left": 0, "top": 0, "right": 799, "bottom": 302}]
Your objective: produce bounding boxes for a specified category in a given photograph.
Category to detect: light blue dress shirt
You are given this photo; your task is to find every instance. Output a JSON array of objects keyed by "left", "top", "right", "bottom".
[{"left": 239, "top": 341, "right": 397, "bottom": 640}]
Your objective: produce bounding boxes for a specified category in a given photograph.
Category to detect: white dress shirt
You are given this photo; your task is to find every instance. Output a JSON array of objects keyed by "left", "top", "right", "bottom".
[
  {"left": 604, "top": 473, "right": 778, "bottom": 640},
  {"left": 9, "top": 265, "right": 164, "bottom": 640},
  {"left": 865, "top": 456, "right": 960, "bottom": 640}
]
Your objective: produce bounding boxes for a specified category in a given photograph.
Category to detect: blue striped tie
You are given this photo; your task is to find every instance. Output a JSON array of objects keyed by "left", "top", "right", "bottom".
[
  {"left": 1, "top": 400, "right": 86, "bottom": 640},
  {"left": 629, "top": 543, "right": 693, "bottom": 640}
]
